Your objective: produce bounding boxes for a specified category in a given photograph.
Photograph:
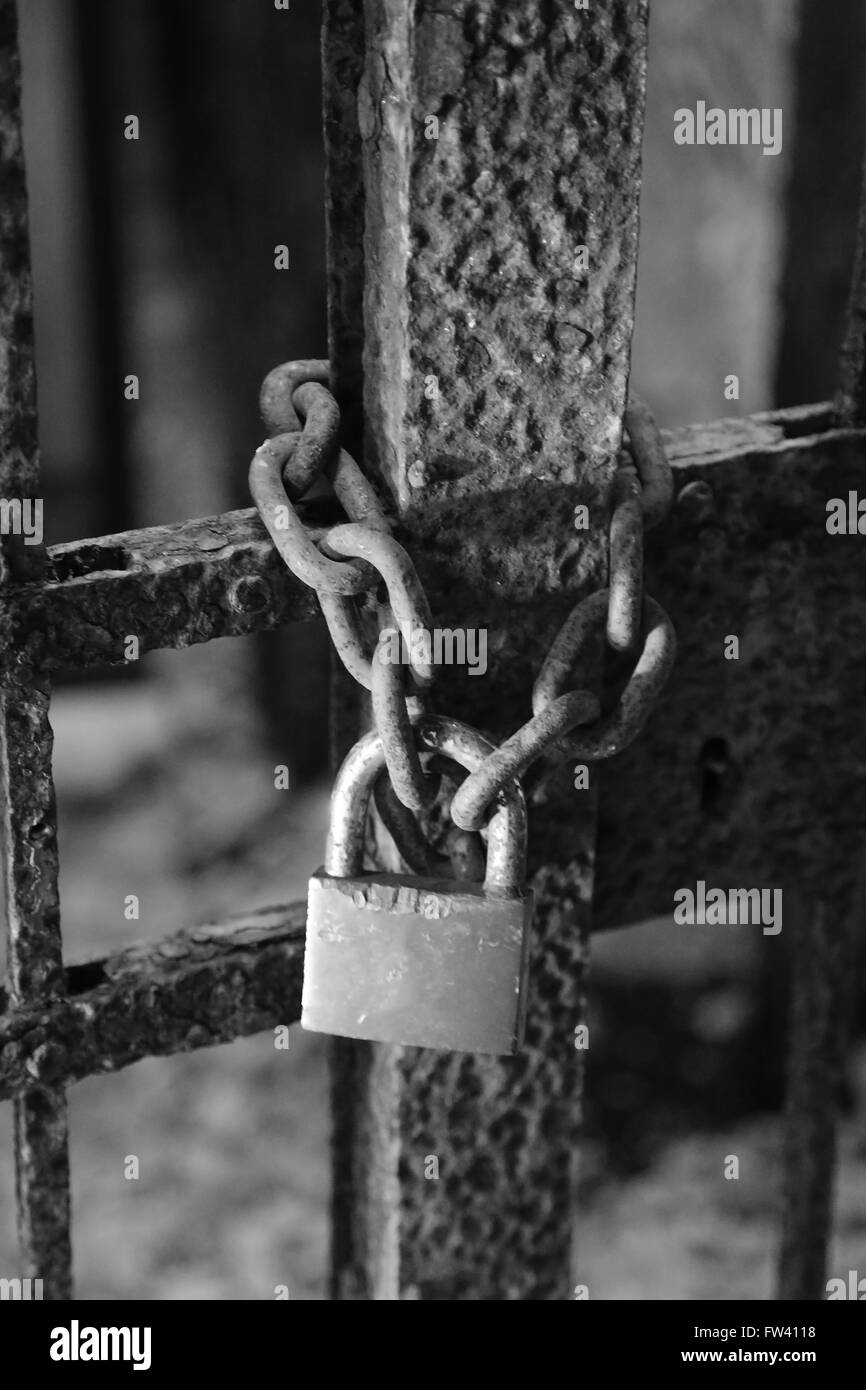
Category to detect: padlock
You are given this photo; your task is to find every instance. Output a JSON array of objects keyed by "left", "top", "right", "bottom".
[{"left": 301, "top": 715, "right": 533, "bottom": 1054}]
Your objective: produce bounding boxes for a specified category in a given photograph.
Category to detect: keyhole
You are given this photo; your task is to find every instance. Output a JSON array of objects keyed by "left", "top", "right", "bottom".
[{"left": 699, "top": 736, "right": 735, "bottom": 818}]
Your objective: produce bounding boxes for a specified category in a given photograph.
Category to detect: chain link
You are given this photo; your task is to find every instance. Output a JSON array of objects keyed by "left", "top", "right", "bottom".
[
  {"left": 607, "top": 462, "right": 643, "bottom": 652},
  {"left": 259, "top": 359, "right": 331, "bottom": 435},
  {"left": 532, "top": 590, "right": 677, "bottom": 760},
  {"left": 624, "top": 394, "right": 675, "bottom": 527},
  {"left": 321, "top": 524, "right": 436, "bottom": 687},
  {"left": 373, "top": 770, "right": 441, "bottom": 874},
  {"left": 250, "top": 435, "right": 382, "bottom": 594},
  {"left": 374, "top": 769, "right": 485, "bottom": 880},
  {"left": 249, "top": 362, "right": 676, "bottom": 859},
  {"left": 370, "top": 616, "right": 438, "bottom": 812},
  {"left": 450, "top": 689, "right": 600, "bottom": 832}
]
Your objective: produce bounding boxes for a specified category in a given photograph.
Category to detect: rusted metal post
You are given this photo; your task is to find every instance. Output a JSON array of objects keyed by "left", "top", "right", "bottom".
[
  {"left": 837, "top": 149, "right": 866, "bottom": 424},
  {"left": 324, "top": 0, "right": 648, "bottom": 1299},
  {"left": 589, "top": 404, "right": 866, "bottom": 1299},
  {"left": 0, "top": 0, "right": 72, "bottom": 1298},
  {"left": 774, "top": 145, "right": 866, "bottom": 1301},
  {"left": 775, "top": 0, "right": 866, "bottom": 410},
  {"left": 777, "top": 900, "right": 855, "bottom": 1301}
]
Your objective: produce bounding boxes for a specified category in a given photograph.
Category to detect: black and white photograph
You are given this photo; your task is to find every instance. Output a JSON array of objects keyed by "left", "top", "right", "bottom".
[{"left": 0, "top": 0, "right": 864, "bottom": 1346}]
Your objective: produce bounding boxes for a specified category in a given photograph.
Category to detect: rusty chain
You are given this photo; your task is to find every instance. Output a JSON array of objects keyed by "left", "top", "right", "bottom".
[{"left": 249, "top": 361, "right": 676, "bottom": 857}]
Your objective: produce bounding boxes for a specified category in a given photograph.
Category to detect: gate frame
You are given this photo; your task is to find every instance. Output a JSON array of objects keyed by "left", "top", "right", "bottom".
[{"left": 0, "top": 0, "right": 863, "bottom": 1301}]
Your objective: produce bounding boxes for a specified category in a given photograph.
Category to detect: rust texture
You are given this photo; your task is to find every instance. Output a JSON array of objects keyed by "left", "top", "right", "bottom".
[
  {"left": 0, "top": 403, "right": 854, "bottom": 1297},
  {"left": 0, "top": 904, "right": 306, "bottom": 1101},
  {"left": 594, "top": 407, "right": 866, "bottom": 929},
  {"left": 594, "top": 407, "right": 866, "bottom": 1302},
  {"left": 0, "top": 405, "right": 843, "bottom": 683},
  {"left": 11, "top": 508, "right": 319, "bottom": 673},
  {"left": 0, "top": 0, "right": 43, "bottom": 591},
  {"left": 777, "top": 900, "right": 857, "bottom": 1300},
  {"left": 328, "top": 0, "right": 649, "bottom": 1299},
  {"left": 0, "top": 0, "right": 71, "bottom": 1299},
  {"left": 323, "top": 0, "right": 367, "bottom": 463}
]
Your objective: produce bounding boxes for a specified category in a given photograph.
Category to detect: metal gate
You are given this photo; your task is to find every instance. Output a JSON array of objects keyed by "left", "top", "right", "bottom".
[{"left": 1, "top": 0, "right": 863, "bottom": 1301}]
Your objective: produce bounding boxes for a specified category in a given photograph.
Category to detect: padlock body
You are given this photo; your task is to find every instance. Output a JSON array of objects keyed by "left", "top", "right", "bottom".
[{"left": 302, "top": 871, "right": 533, "bottom": 1054}]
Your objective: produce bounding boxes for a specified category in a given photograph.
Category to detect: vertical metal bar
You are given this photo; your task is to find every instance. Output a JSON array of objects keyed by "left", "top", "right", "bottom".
[
  {"left": 322, "top": 0, "right": 366, "bottom": 466},
  {"left": 325, "top": 0, "right": 648, "bottom": 1299},
  {"left": 779, "top": 74, "right": 866, "bottom": 1297},
  {"left": 0, "top": 0, "right": 72, "bottom": 1300},
  {"left": 837, "top": 146, "right": 866, "bottom": 424},
  {"left": 321, "top": 0, "right": 370, "bottom": 1297},
  {"left": 777, "top": 896, "right": 856, "bottom": 1301},
  {"left": 775, "top": 0, "right": 866, "bottom": 410},
  {"left": 2, "top": 674, "right": 71, "bottom": 1299}
]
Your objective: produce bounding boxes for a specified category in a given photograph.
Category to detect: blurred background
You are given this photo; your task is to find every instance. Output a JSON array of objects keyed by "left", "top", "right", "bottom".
[{"left": 0, "top": 0, "right": 864, "bottom": 1298}]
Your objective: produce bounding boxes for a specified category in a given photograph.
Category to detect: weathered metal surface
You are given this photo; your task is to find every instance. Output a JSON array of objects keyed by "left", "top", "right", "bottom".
[
  {"left": 371, "top": 639, "right": 437, "bottom": 813},
  {"left": 306, "top": 715, "right": 531, "bottom": 1053},
  {"left": 0, "top": 1, "right": 45, "bottom": 594},
  {"left": 450, "top": 689, "right": 600, "bottom": 832},
  {"left": 260, "top": 359, "right": 332, "bottom": 437},
  {"left": 0, "top": 674, "right": 63, "bottom": 1001},
  {"left": 3, "top": 409, "right": 856, "bottom": 817},
  {"left": 322, "top": 524, "right": 434, "bottom": 686},
  {"left": 0, "top": 904, "right": 306, "bottom": 1100},
  {"left": 535, "top": 591, "right": 676, "bottom": 761},
  {"left": 6, "top": 406, "right": 839, "bottom": 695},
  {"left": 777, "top": 899, "right": 857, "bottom": 1301},
  {"left": 781, "top": 1, "right": 866, "bottom": 417},
  {"left": 0, "top": 679, "right": 70, "bottom": 1296},
  {"left": 324, "top": 717, "right": 528, "bottom": 887},
  {"left": 0, "top": 0, "right": 71, "bottom": 1299},
  {"left": 0, "top": 0, "right": 852, "bottom": 1303},
  {"left": 305, "top": 874, "right": 532, "bottom": 1053},
  {"left": 374, "top": 771, "right": 442, "bottom": 874},
  {"left": 593, "top": 405, "right": 866, "bottom": 926},
  {"left": 13, "top": 1080, "right": 70, "bottom": 1296},
  {"left": 323, "top": 0, "right": 367, "bottom": 462},
  {"left": 0, "top": 403, "right": 855, "bottom": 1296},
  {"left": 837, "top": 150, "right": 866, "bottom": 426},
  {"left": 790, "top": 120, "right": 866, "bottom": 1295},
  {"left": 625, "top": 396, "right": 675, "bottom": 528},
  {"left": 607, "top": 464, "right": 643, "bottom": 651},
  {"left": 11, "top": 508, "right": 320, "bottom": 672},
  {"left": 327, "top": 0, "right": 649, "bottom": 1299},
  {"left": 251, "top": 440, "right": 382, "bottom": 593},
  {"left": 594, "top": 406, "right": 866, "bottom": 1299}
]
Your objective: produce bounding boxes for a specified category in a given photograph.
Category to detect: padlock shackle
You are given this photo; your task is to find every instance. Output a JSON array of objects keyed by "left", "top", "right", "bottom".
[{"left": 325, "top": 715, "right": 528, "bottom": 893}]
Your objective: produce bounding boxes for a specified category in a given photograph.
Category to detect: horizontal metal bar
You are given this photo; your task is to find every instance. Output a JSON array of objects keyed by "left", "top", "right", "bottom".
[
  {"left": 10, "top": 507, "right": 322, "bottom": 672},
  {"left": 0, "top": 403, "right": 846, "bottom": 676},
  {"left": 0, "top": 403, "right": 842, "bottom": 677},
  {"left": 0, "top": 881, "right": 648, "bottom": 1102},
  {"left": 662, "top": 400, "right": 837, "bottom": 462},
  {"left": 0, "top": 903, "right": 306, "bottom": 1100}
]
